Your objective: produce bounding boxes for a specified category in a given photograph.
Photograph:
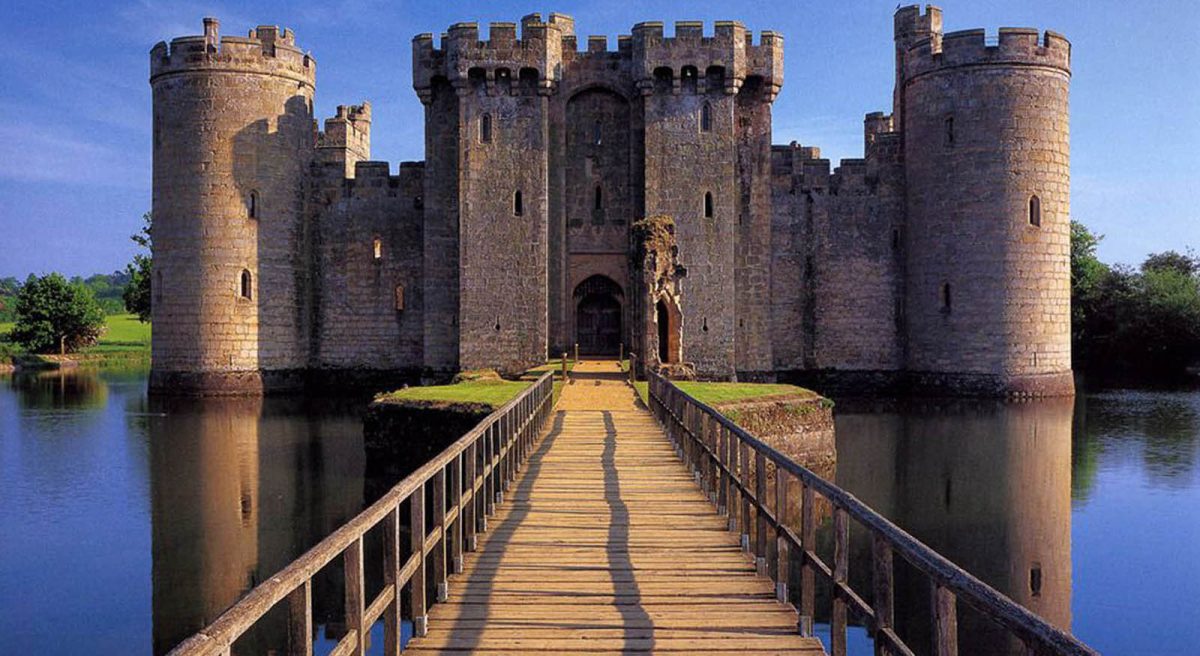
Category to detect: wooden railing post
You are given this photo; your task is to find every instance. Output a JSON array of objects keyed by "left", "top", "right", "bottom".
[
  {"left": 344, "top": 537, "right": 366, "bottom": 656},
  {"left": 739, "top": 441, "right": 751, "bottom": 553},
  {"left": 287, "top": 580, "right": 312, "bottom": 656},
  {"left": 717, "top": 424, "right": 728, "bottom": 516},
  {"left": 832, "top": 508, "right": 849, "bottom": 656},
  {"left": 619, "top": 342, "right": 624, "bottom": 363},
  {"left": 383, "top": 507, "right": 401, "bottom": 656},
  {"left": 755, "top": 450, "right": 768, "bottom": 575},
  {"left": 799, "top": 482, "right": 815, "bottom": 636},
  {"left": 432, "top": 467, "right": 448, "bottom": 602},
  {"left": 410, "top": 484, "right": 427, "bottom": 637},
  {"left": 872, "top": 534, "right": 894, "bottom": 656},
  {"left": 451, "top": 453, "right": 464, "bottom": 575},
  {"left": 727, "top": 427, "right": 739, "bottom": 533},
  {"left": 562, "top": 351, "right": 569, "bottom": 383},
  {"left": 465, "top": 443, "right": 478, "bottom": 552},
  {"left": 933, "top": 584, "right": 958, "bottom": 656},
  {"left": 775, "top": 467, "right": 789, "bottom": 603}
]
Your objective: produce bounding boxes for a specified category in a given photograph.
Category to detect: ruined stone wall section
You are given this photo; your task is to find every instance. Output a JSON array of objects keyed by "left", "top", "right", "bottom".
[
  {"left": 149, "top": 18, "right": 314, "bottom": 393},
  {"left": 903, "top": 26, "right": 1072, "bottom": 395},
  {"left": 311, "top": 162, "right": 425, "bottom": 371}
]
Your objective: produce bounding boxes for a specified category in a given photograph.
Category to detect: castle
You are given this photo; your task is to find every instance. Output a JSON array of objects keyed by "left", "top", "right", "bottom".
[{"left": 148, "top": 6, "right": 1073, "bottom": 397}]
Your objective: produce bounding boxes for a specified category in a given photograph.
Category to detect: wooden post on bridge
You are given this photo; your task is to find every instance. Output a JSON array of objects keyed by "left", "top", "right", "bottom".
[
  {"left": 574, "top": 342, "right": 579, "bottom": 365},
  {"left": 628, "top": 352, "right": 636, "bottom": 386},
  {"left": 619, "top": 342, "right": 623, "bottom": 363},
  {"left": 561, "top": 352, "right": 568, "bottom": 383}
]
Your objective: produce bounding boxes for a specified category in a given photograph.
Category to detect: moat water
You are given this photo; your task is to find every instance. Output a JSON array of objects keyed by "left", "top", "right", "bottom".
[{"left": 0, "top": 368, "right": 1196, "bottom": 655}]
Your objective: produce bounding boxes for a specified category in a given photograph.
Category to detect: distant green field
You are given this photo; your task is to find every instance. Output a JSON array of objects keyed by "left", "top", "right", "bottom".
[{"left": 87, "top": 314, "right": 151, "bottom": 355}]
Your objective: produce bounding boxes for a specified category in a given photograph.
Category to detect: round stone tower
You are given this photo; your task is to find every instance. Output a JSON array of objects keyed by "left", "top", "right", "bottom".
[
  {"left": 149, "top": 18, "right": 315, "bottom": 394},
  {"left": 899, "top": 10, "right": 1073, "bottom": 396}
]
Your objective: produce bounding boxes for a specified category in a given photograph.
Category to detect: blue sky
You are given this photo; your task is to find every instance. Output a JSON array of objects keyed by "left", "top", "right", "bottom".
[{"left": 0, "top": 0, "right": 1196, "bottom": 278}]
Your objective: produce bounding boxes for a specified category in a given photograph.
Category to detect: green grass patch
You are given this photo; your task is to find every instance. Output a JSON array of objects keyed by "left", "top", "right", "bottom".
[
  {"left": 672, "top": 381, "right": 816, "bottom": 406},
  {"left": 526, "top": 357, "right": 576, "bottom": 375},
  {"left": 86, "top": 314, "right": 151, "bottom": 355},
  {"left": 634, "top": 380, "right": 648, "bottom": 405},
  {"left": 376, "top": 379, "right": 531, "bottom": 410}
]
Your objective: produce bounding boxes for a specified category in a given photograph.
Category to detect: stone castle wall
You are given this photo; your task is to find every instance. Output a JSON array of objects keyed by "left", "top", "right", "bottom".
[
  {"left": 901, "top": 20, "right": 1072, "bottom": 395},
  {"left": 151, "top": 7, "right": 1074, "bottom": 397},
  {"left": 149, "top": 20, "right": 314, "bottom": 393}
]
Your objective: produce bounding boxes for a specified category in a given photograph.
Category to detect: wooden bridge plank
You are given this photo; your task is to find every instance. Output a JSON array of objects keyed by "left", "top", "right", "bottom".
[{"left": 405, "top": 361, "right": 825, "bottom": 655}]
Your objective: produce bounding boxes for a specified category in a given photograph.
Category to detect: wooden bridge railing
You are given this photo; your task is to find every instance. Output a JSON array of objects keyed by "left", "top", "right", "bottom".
[
  {"left": 168, "top": 372, "right": 556, "bottom": 656},
  {"left": 647, "top": 372, "right": 1097, "bottom": 656}
]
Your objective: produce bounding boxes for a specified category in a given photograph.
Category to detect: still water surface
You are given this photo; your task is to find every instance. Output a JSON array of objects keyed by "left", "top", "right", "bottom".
[{"left": 0, "top": 368, "right": 1197, "bottom": 655}]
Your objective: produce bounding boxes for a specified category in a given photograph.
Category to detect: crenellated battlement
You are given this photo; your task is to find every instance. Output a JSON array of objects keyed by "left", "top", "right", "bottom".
[
  {"left": 412, "top": 13, "right": 577, "bottom": 97},
  {"left": 903, "top": 26, "right": 1070, "bottom": 80},
  {"left": 150, "top": 18, "right": 315, "bottom": 86},
  {"left": 413, "top": 16, "right": 782, "bottom": 101},
  {"left": 630, "top": 21, "right": 782, "bottom": 97}
]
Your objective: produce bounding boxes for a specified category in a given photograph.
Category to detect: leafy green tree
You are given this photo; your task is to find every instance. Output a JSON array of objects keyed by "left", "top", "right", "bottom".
[
  {"left": 123, "top": 212, "right": 152, "bottom": 322},
  {"left": 1141, "top": 250, "right": 1198, "bottom": 276},
  {"left": 1070, "top": 221, "right": 1111, "bottom": 357},
  {"left": 10, "top": 273, "right": 106, "bottom": 353}
]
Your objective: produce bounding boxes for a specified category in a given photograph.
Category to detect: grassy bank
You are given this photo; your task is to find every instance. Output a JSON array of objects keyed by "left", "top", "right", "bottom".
[
  {"left": 376, "top": 378, "right": 530, "bottom": 410},
  {"left": 632, "top": 379, "right": 817, "bottom": 410},
  {"left": 0, "top": 314, "right": 150, "bottom": 367}
]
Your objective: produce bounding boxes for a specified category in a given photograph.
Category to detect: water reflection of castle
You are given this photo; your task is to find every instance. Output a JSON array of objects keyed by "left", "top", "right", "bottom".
[
  {"left": 148, "top": 396, "right": 366, "bottom": 655},
  {"left": 835, "top": 398, "right": 1073, "bottom": 655}
]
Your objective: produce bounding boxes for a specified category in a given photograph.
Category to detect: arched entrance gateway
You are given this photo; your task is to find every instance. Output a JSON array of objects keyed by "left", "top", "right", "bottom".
[{"left": 574, "top": 275, "right": 622, "bottom": 356}]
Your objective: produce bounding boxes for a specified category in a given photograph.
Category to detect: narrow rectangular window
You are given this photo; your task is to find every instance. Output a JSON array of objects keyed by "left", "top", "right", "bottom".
[
  {"left": 513, "top": 190, "right": 523, "bottom": 216},
  {"left": 1029, "top": 195, "right": 1042, "bottom": 227},
  {"left": 944, "top": 116, "right": 954, "bottom": 147},
  {"left": 701, "top": 102, "right": 712, "bottom": 132},
  {"left": 394, "top": 284, "right": 405, "bottom": 311},
  {"left": 941, "top": 282, "right": 952, "bottom": 312},
  {"left": 480, "top": 113, "right": 492, "bottom": 143},
  {"left": 373, "top": 237, "right": 382, "bottom": 260},
  {"left": 704, "top": 191, "right": 714, "bottom": 218}
]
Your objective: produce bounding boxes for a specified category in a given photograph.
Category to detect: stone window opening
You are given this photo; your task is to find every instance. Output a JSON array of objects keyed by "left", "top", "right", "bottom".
[
  {"left": 593, "top": 119, "right": 602, "bottom": 145},
  {"left": 700, "top": 102, "right": 713, "bottom": 132},
  {"left": 494, "top": 316, "right": 501, "bottom": 332},
  {"left": 1030, "top": 562, "right": 1043, "bottom": 597},
  {"left": 704, "top": 191, "right": 714, "bottom": 218},
  {"left": 413, "top": 195, "right": 423, "bottom": 210},
  {"left": 480, "top": 113, "right": 492, "bottom": 143},
  {"left": 248, "top": 190, "right": 258, "bottom": 219},
  {"left": 892, "top": 228, "right": 900, "bottom": 250},
  {"left": 681, "top": 65, "right": 698, "bottom": 94},
  {"left": 373, "top": 237, "right": 383, "bottom": 260},
  {"left": 944, "top": 116, "right": 954, "bottom": 147},
  {"left": 394, "top": 284, "right": 405, "bottom": 311},
  {"left": 594, "top": 185, "right": 603, "bottom": 211},
  {"left": 513, "top": 190, "right": 523, "bottom": 216},
  {"left": 653, "top": 66, "right": 673, "bottom": 93},
  {"left": 495, "top": 68, "right": 512, "bottom": 94},
  {"left": 941, "top": 282, "right": 952, "bottom": 313},
  {"left": 702, "top": 317, "right": 709, "bottom": 333},
  {"left": 240, "top": 269, "right": 252, "bottom": 300},
  {"left": 1029, "top": 195, "right": 1042, "bottom": 227}
]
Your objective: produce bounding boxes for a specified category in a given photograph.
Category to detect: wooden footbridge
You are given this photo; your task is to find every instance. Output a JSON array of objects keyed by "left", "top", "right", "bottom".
[{"left": 169, "top": 361, "right": 1096, "bottom": 656}]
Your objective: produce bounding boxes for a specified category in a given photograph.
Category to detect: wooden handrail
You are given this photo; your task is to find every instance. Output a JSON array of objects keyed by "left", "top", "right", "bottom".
[
  {"left": 167, "top": 372, "right": 556, "bottom": 656},
  {"left": 646, "top": 371, "right": 1097, "bottom": 656}
]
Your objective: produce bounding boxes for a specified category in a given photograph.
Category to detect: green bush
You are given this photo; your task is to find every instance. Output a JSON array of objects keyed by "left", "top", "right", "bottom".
[{"left": 9, "top": 273, "right": 106, "bottom": 354}]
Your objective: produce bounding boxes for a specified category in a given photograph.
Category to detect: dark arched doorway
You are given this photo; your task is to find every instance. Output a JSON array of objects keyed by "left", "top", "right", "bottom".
[
  {"left": 574, "top": 275, "right": 622, "bottom": 356},
  {"left": 655, "top": 295, "right": 681, "bottom": 364}
]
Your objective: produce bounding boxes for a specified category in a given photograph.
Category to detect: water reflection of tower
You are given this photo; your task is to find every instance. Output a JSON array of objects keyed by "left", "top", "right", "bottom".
[
  {"left": 149, "top": 395, "right": 367, "bottom": 654},
  {"left": 149, "top": 396, "right": 261, "bottom": 655},
  {"left": 836, "top": 398, "right": 1073, "bottom": 655}
]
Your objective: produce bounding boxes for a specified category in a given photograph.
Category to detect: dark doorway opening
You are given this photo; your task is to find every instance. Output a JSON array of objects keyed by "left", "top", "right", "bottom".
[
  {"left": 574, "top": 275, "right": 623, "bottom": 356},
  {"left": 657, "top": 300, "right": 670, "bottom": 363},
  {"left": 577, "top": 295, "right": 621, "bottom": 356}
]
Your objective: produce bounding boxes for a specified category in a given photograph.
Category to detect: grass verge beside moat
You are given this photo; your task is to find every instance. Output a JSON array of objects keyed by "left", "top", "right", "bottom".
[
  {"left": 632, "top": 380, "right": 820, "bottom": 413},
  {"left": 376, "top": 362, "right": 573, "bottom": 411}
]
